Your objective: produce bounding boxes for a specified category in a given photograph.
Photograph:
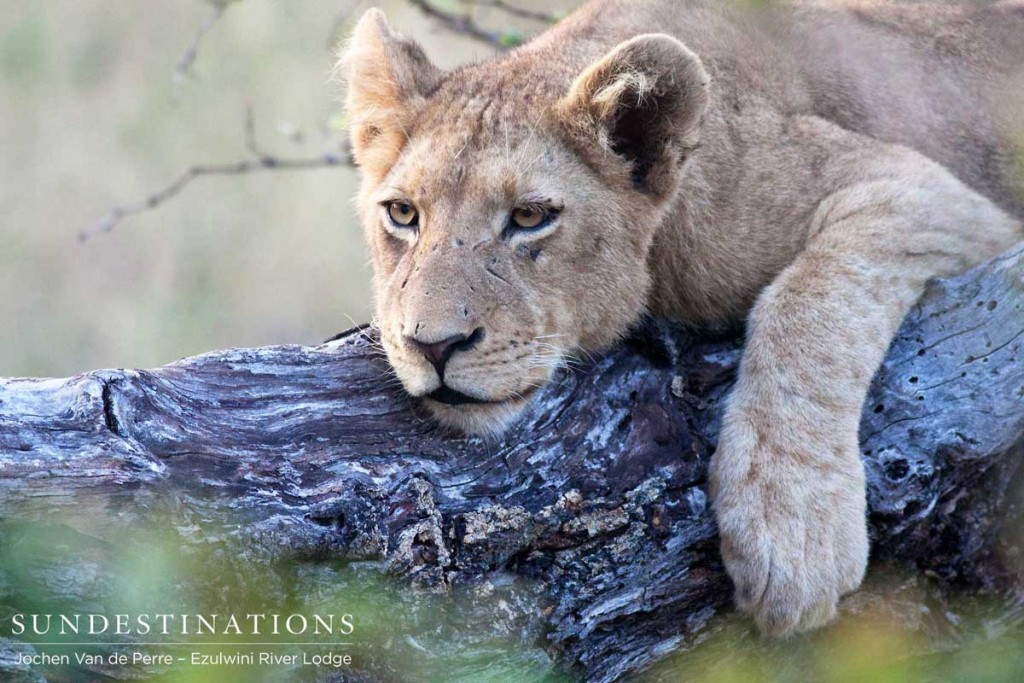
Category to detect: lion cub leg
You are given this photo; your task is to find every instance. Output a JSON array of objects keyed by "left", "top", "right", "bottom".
[{"left": 710, "top": 147, "right": 1022, "bottom": 636}]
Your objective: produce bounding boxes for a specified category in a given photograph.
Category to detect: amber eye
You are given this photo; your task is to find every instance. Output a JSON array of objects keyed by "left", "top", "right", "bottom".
[
  {"left": 510, "top": 206, "right": 555, "bottom": 231},
  {"left": 386, "top": 201, "right": 419, "bottom": 228}
]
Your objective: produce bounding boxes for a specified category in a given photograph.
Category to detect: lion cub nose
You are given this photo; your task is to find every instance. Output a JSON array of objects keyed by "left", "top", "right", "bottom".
[{"left": 408, "top": 327, "right": 485, "bottom": 379}]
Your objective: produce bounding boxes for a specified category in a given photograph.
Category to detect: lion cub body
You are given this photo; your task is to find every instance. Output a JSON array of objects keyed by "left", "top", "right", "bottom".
[
  {"left": 343, "top": 0, "right": 1023, "bottom": 635},
  {"left": 570, "top": 0, "right": 1024, "bottom": 329}
]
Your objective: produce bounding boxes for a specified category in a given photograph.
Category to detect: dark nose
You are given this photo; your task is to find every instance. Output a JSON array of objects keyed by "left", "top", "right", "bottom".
[{"left": 408, "top": 327, "right": 485, "bottom": 379}]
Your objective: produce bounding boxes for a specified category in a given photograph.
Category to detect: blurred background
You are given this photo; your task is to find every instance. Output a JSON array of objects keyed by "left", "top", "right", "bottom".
[
  {"left": 0, "top": 0, "right": 578, "bottom": 378},
  {"left": 2, "top": 2, "right": 1024, "bottom": 682}
]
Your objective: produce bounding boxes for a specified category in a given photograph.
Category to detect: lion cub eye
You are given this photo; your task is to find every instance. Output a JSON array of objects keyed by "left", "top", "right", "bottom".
[
  {"left": 508, "top": 205, "right": 559, "bottom": 234},
  {"left": 386, "top": 201, "right": 419, "bottom": 228}
]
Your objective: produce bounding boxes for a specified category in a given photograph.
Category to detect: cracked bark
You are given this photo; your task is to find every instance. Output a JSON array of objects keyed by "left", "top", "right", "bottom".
[{"left": 1, "top": 245, "right": 1023, "bottom": 682}]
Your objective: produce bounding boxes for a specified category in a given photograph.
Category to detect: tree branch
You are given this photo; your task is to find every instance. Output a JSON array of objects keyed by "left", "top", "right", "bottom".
[{"left": 2, "top": 246, "right": 1023, "bottom": 681}]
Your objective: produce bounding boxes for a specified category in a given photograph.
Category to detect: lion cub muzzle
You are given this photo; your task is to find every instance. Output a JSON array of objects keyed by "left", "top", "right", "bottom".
[{"left": 405, "top": 327, "right": 488, "bottom": 405}]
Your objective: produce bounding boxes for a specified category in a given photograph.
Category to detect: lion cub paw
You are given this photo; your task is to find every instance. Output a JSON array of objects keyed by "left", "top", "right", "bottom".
[{"left": 710, "top": 428, "right": 869, "bottom": 636}]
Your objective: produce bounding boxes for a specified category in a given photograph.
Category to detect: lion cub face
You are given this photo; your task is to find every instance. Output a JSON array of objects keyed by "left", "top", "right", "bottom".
[{"left": 341, "top": 10, "right": 709, "bottom": 435}]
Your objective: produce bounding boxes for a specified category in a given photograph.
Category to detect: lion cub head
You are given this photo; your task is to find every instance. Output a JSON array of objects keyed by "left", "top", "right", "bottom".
[{"left": 340, "top": 9, "right": 709, "bottom": 436}]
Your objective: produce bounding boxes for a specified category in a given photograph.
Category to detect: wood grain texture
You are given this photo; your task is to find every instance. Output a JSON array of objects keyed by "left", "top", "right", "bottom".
[{"left": 1, "top": 244, "right": 1023, "bottom": 682}]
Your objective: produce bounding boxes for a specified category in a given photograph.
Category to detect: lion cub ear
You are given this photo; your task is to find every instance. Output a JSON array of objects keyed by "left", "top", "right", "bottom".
[
  {"left": 338, "top": 9, "right": 443, "bottom": 174},
  {"left": 557, "top": 34, "right": 710, "bottom": 198}
]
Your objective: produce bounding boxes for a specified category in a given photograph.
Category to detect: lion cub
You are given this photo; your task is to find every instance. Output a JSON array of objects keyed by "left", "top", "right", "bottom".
[{"left": 341, "top": 0, "right": 1024, "bottom": 635}]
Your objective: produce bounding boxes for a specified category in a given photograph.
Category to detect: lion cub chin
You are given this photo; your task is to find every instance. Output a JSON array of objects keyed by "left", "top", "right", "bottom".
[{"left": 423, "top": 395, "right": 536, "bottom": 439}]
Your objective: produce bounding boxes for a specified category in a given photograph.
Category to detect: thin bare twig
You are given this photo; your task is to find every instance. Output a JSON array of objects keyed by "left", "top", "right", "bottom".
[
  {"left": 82, "top": 108, "right": 352, "bottom": 242},
  {"left": 243, "top": 102, "right": 270, "bottom": 159},
  {"left": 475, "top": 0, "right": 558, "bottom": 23},
  {"left": 406, "top": 0, "right": 512, "bottom": 48},
  {"left": 175, "top": 3, "right": 230, "bottom": 84},
  {"left": 80, "top": 156, "right": 348, "bottom": 243}
]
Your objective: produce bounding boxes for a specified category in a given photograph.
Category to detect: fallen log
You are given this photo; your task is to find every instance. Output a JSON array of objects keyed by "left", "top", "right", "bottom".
[{"left": 1, "top": 244, "right": 1023, "bottom": 682}]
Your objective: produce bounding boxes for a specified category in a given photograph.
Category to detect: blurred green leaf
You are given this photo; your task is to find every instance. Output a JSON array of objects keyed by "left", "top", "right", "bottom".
[
  {"left": 499, "top": 30, "right": 524, "bottom": 48},
  {"left": 0, "top": 14, "right": 45, "bottom": 84}
]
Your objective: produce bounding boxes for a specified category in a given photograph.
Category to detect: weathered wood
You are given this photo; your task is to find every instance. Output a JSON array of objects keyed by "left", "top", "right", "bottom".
[{"left": 1, "top": 244, "right": 1023, "bottom": 682}]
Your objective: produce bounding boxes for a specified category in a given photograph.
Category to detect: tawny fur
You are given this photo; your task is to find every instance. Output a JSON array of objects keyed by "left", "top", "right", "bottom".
[{"left": 340, "top": 0, "right": 1024, "bottom": 636}]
